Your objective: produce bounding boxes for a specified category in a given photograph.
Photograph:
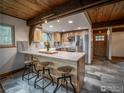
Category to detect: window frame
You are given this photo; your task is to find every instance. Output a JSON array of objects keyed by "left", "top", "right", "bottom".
[{"left": 0, "top": 23, "right": 15, "bottom": 48}]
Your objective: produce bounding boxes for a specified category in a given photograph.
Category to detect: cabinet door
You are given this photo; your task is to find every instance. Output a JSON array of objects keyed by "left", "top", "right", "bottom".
[
  {"left": 62, "top": 33, "right": 69, "bottom": 42},
  {"left": 54, "top": 32, "right": 61, "bottom": 42},
  {"left": 34, "top": 28, "right": 42, "bottom": 42}
]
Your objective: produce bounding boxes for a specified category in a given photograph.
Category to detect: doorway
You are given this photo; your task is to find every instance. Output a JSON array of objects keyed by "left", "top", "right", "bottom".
[{"left": 93, "top": 30, "right": 107, "bottom": 60}]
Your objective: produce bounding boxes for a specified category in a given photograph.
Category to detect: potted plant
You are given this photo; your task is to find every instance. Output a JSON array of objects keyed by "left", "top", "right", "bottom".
[{"left": 44, "top": 40, "right": 50, "bottom": 51}]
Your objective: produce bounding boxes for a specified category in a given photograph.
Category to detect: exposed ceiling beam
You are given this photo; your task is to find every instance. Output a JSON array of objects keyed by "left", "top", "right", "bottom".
[
  {"left": 92, "top": 19, "right": 124, "bottom": 28},
  {"left": 84, "top": 11, "right": 92, "bottom": 25},
  {"left": 93, "top": 26, "right": 124, "bottom": 32},
  {"left": 112, "top": 27, "right": 124, "bottom": 32},
  {"left": 27, "top": 0, "right": 120, "bottom": 26}
]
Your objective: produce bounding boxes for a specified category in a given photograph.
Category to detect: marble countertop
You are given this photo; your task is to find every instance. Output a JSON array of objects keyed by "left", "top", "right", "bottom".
[{"left": 20, "top": 50, "right": 85, "bottom": 62}]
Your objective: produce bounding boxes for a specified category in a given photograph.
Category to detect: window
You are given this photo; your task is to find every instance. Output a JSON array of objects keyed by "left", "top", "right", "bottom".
[
  {"left": 95, "top": 35, "right": 104, "bottom": 41},
  {"left": 41, "top": 32, "right": 52, "bottom": 43},
  {"left": 42, "top": 33, "right": 48, "bottom": 42},
  {"left": 0, "top": 23, "right": 15, "bottom": 47}
]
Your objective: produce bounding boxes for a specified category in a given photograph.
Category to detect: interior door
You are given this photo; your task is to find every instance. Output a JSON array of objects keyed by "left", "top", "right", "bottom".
[{"left": 93, "top": 30, "right": 107, "bottom": 57}]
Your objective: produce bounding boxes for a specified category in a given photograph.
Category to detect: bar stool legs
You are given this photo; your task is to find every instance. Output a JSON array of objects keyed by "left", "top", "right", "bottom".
[
  {"left": 54, "top": 78, "right": 60, "bottom": 93},
  {"left": 69, "top": 76, "right": 76, "bottom": 93},
  {"left": 47, "top": 68, "right": 54, "bottom": 85},
  {"left": 34, "top": 70, "right": 40, "bottom": 88},
  {"left": 53, "top": 75, "right": 76, "bottom": 93},
  {"left": 34, "top": 67, "right": 54, "bottom": 89},
  {"left": 22, "top": 63, "right": 37, "bottom": 84},
  {"left": 54, "top": 65, "right": 76, "bottom": 93},
  {"left": 22, "top": 65, "right": 27, "bottom": 80}
]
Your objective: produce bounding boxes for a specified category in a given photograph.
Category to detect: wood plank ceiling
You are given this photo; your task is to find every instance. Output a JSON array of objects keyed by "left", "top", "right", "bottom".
[
  {"left": 87, "top": 0, "right": 124, "bottom": 24},
  {"left": 0, "top": 0, "right": 68, "bottom": 20},
  {"left": 0, "top": 0, "right": 124, "bottom": 27}
]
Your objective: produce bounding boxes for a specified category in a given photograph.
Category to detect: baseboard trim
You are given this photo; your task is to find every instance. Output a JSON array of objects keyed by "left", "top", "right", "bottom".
[
  {"left": 0, "top": 67, "right": 24, "bottom": 79},
  {"left": 112, "top": 56, "right": 124, "bottom": 59},
  {"left": 111, "top": 56, "right": 124, "bottom": 64}
]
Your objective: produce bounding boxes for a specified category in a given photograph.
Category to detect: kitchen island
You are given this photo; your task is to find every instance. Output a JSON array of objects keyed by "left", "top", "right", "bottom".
[{"left": 21, "top": 50, "right": 85, "bottom": 93}]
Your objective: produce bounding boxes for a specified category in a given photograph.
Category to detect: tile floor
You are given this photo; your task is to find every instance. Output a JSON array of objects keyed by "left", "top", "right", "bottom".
[{"left": 0, "top": 59, "right": 124, "bottom": 93}]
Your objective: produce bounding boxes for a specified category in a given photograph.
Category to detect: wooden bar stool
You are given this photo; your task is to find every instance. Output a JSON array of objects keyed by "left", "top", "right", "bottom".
[
  {"left": 34, "top": 62, "right": 54, "bottom": 90},
  {"left": 22, "top": 55, "right": 38, "bottom": 84},
  {"left": 53, "top": 66, "right": 76, "bottom": 93}
]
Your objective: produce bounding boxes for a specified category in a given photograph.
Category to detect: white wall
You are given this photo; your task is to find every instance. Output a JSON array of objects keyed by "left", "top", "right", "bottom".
[
  {"left": 0, "top": 13, "right": 29, "bottom": 74},
  {"left": 112, "top": 32, "right": 124, "bottom": 57}
]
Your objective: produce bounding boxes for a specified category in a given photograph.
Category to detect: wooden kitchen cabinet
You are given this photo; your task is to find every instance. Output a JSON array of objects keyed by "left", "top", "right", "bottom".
[
  {"left": 54, "top": 32, "right": 61, "bottom": 42},
  {"left": 62, "top": 33, "right": 69, "bottom": 42},
  {"left": 33, "top": 28, "right": 42, "bottom": 42}
]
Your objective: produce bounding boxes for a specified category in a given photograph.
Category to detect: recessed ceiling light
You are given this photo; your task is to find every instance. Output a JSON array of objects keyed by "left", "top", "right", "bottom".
[
  {"left": 45, "top": 20, "right": 47, "bottom": 23},
  {"left": 49, "top": 25, "right": 53, "bottom": 28},
  {"left": 57, "top": 19, "right": 60, "bottom": 22},
  {"left": 68, "top": 20, "right": 73, "bottom": 24},
  {"left": 77, "top": 27, "right": 81, "bottom": 29},
  {"left": 62, "top": 29, "right": 65, "bottom": 32}
]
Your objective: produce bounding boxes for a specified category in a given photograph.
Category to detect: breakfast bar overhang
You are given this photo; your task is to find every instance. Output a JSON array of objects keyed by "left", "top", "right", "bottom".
[{"left": 21, "top": 50, "right": 85, "bottom": 93}]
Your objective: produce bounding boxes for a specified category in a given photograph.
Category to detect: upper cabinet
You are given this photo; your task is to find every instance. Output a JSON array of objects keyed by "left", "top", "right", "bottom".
[
  {"left": 62, "top": 31, "right": 84, "bottom": 42},
  {"left": 53, "top": 30, "right": 87, "bottom": 43},
  {"left": 33, "top": 28, "right": 42, "bottom": 42},
  {"left": 62, "top": 33, "right": 69, "bottom": 42},
  {"left": 54, "top": 32, "right": 61, "bottom": 42}
]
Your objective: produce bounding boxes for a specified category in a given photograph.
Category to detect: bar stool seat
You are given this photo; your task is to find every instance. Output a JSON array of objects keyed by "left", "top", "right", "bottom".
[
  {"left": 37, "top": 62, "right": 54, "bottom": 69},
  {"left": 24, "top": 60, "right": 33, "bottom": 64},
  {"left": 54, "top": 66, "right": 76, "bottom": 93},
  {"left": 34, "top": 61, "right": 54, "bottom": 91},
  {"left": 57, "top": 66, "right": 74, "bottom": 75}
]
